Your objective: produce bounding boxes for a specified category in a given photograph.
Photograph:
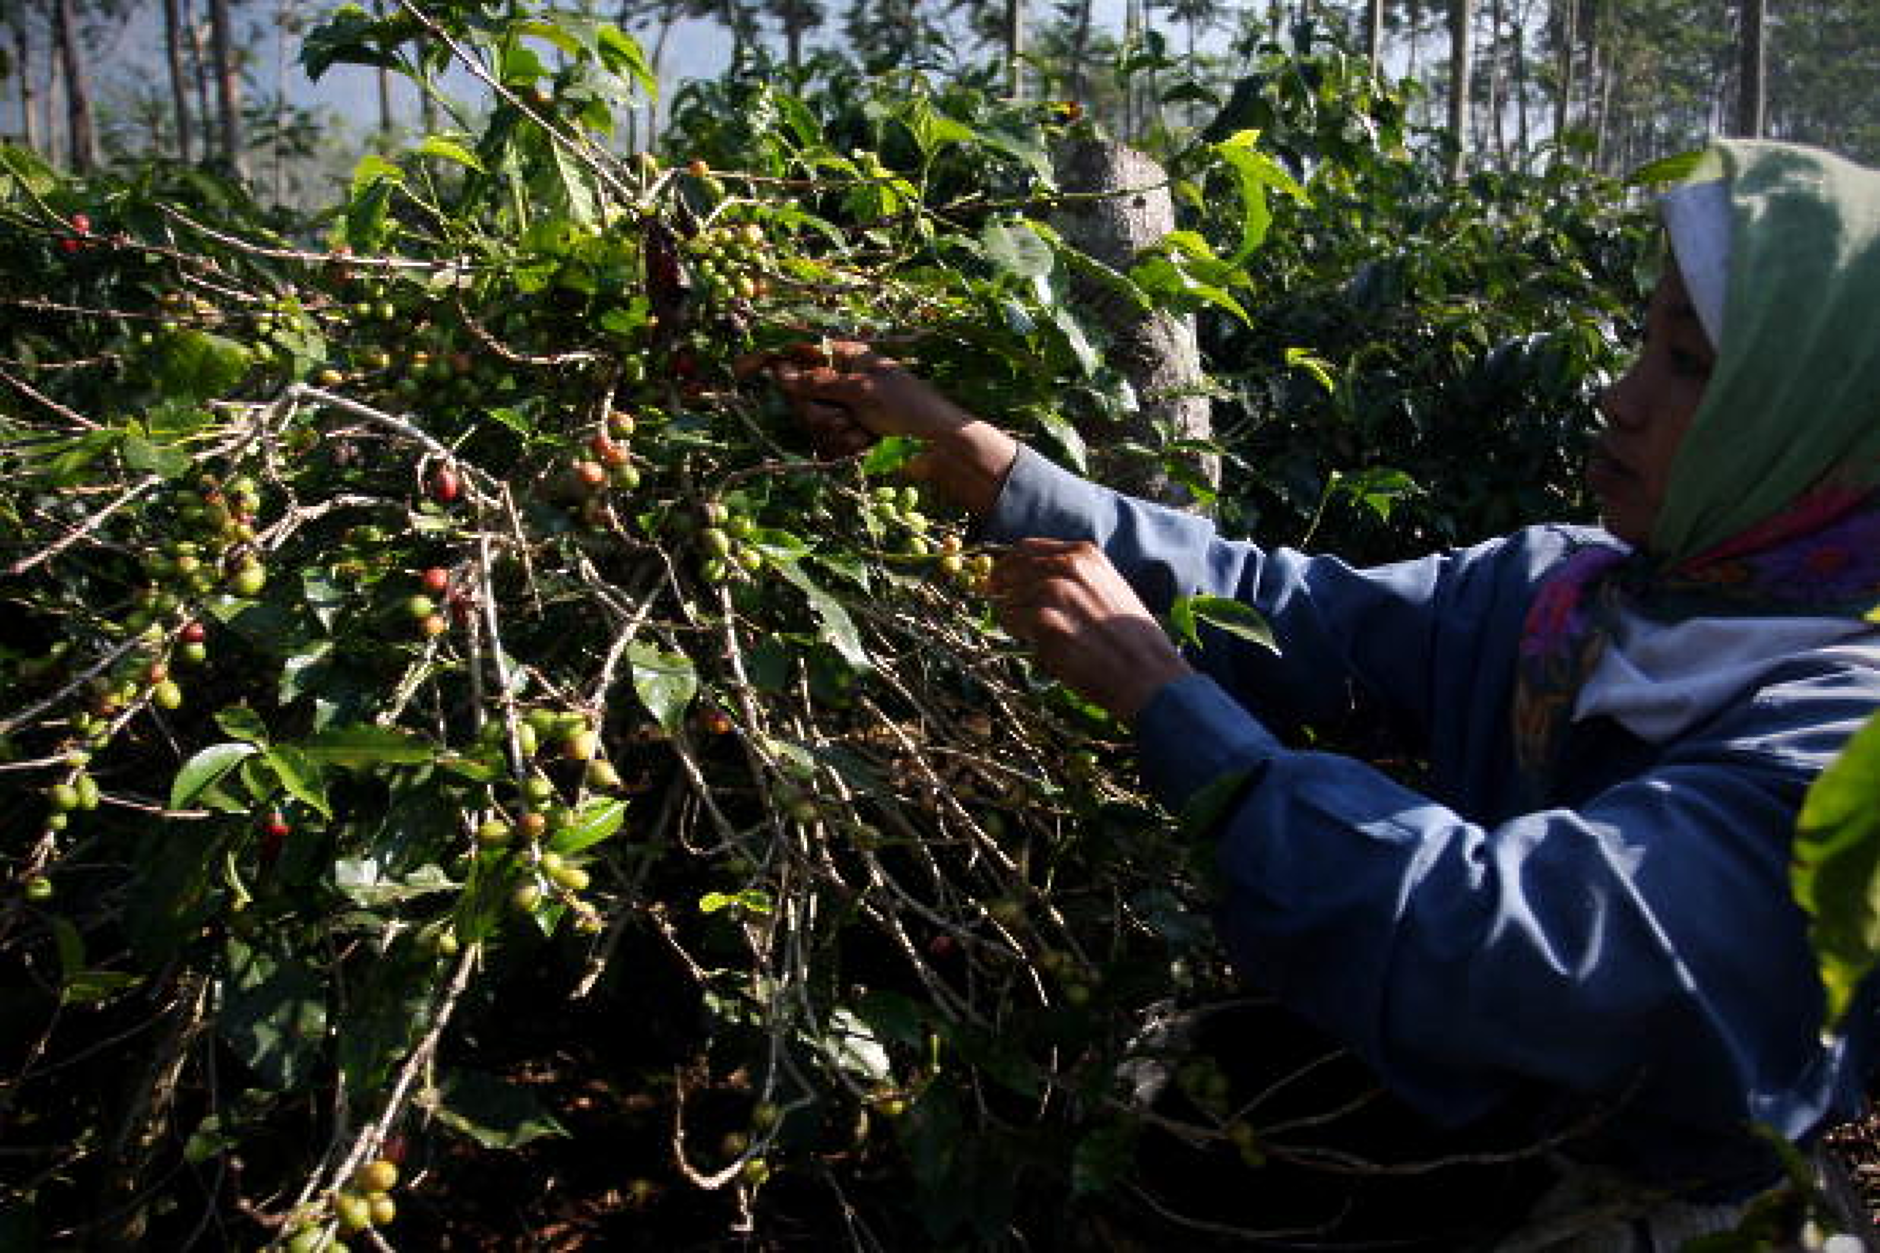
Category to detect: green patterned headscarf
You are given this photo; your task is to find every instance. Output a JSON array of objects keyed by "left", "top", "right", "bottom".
[{"left": 1650, "top": 141, "right": 1880, "bottom": 562}]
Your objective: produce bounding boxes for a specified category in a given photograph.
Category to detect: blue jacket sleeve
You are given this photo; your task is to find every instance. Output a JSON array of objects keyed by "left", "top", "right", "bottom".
[{"left": 985, "top": 444, "right": 1540, "bottom": 747}]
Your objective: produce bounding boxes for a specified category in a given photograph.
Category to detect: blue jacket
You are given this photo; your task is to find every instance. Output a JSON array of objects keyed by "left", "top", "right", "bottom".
[{"left": 987, "top": 445, "right": 1880, "bottom": 1198}]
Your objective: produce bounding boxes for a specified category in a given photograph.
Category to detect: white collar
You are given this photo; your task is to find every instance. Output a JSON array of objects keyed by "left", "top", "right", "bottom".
[{"left": 1571, "top": 609, "right": 1879, "bottom": 741}]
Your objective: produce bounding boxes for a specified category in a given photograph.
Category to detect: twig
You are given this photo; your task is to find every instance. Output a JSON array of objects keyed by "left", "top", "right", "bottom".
[{"left": 8, "top": 475, "right": 162, "bottom": 576}]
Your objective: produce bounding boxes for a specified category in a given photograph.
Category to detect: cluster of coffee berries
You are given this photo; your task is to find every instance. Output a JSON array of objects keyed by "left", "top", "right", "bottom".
[
  {"left": 685, "top": 217, "right": 771, "bottom": 305},
  {"left": 697, "top": 499, "right": 763, "bottom": 583}
]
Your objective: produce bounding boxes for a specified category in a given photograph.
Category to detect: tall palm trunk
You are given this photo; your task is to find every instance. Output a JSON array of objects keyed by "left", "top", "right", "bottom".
[
  {"left": 50, "top": 0, "right": 95, "bottom": 170},
  {"left": 162, "top": 0, "right": 193, "bottom": 161}
]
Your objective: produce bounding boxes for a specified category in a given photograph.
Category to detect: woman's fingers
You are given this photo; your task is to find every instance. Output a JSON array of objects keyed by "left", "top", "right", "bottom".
[
  {"left": 983, "top": 540, "right": 1192, "bottom": 720},
  {"left": 800, "top": 401, "right": 875, "bottom": 458}
]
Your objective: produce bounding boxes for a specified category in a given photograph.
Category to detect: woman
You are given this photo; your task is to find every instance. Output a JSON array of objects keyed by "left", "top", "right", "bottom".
[{"left": 761, "top": 139, "right": 1880, "bottom": 1244}]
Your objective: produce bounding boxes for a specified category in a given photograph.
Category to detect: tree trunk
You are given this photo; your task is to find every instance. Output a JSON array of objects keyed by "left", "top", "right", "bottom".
[
  {"left": 783, "top": 4, "right": 802, "bottom": 69},
  {"left": 1487, "top": 0, "right": 1506, "bottom": 164},
  {"left": 1733, "top": 0, "right": 1764, "bottom": 137},
  {"left": 10, "top": 4, "right": 40, "bottom": 154},
  {"left": 1447, "top": 0, "right": 1473, "bottom": 181},
  {"left": 1513, "top": 0, "right": 1530, "bottom": 156},
  {"left": 1005, "top": 0, "right": 1022, "bottom": 99},
  {"left": 1551, "top": 0, "right": 1574, "bottom": 144},
  {"left": 207, "top": 0, "right": 242, "bottom": 173},
  {"left": 1365, "top": 0, "right": 1384, "bottom": 72},
  {"left": 376, "top": 65, "right": 394, "bottom": 142},
  {"left": 183, "top": 0, "right": 214, "bottom": 163},
  {"left": 1051, "top": 137, "right": 1217, "bottom": 507},
  {"left": 50, "top": 0, "right": 94, "bottom": 170},
  {"left": 162, "top": 0, "right": 193, "bottom": 161},
  {"left": 1122, "top": 0, "right": 1140, "bottom": 140},
  {"left": 1067, "top": 0, "right": 1092, "bottom": 104},
  {"left": 643, "top": 7, "right": 678, "bottom": 157}
]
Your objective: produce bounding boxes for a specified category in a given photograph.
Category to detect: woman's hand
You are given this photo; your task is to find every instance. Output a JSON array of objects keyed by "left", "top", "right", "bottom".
[
  {"left": 742, "top": 339, "right": 1020, "bottom": 517},
  {"left": 988, "top": 539, "right": 1194, "bottom": 722},
  {"left": 757, "top": 340, "right": 972, "bottom": 445}
]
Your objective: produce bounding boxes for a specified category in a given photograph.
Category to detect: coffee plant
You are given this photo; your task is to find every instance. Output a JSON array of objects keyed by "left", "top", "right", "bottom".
[{"left": 0, "top": 4, "right": 1373, "bottom": 1248}]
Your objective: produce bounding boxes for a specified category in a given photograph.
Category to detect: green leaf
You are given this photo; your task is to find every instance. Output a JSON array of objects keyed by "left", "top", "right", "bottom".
[
  {"left": 1168, "top": 595, "right": 1277, "bottom": 653},
  {"left": 1285, "top": 346, "right": 1337, "bottom": 395},
  {"left": 416, "top": 135, "right": 486, "bottom": 172},
  {"left": 549, "top": 797, "right": 626, "bottom": 854},
  {"left": 350, "top": 153, "right": 404, "bottom": 196},
  {"left": 49, "top": 918, "right": 138, "bottom": 1005},
  {"left": 171, "top": 742, "right": 260, "bottom": 809},
  {"left": 860, "top": 435, "right": 923, "bottom": 477},
  {"left": 423, "top": 1068, "right": 568, "bottom": 1149},
  {"left": 699, "top": 888, "right": 772, "bottom": 915},
  {"left": 549, "top": 144, "right": 599, "bottom": 226},
  {"left": 852, "top": 989, "right": 924, "bottom": 1047},
  {"left": 119, "top": 434, "right": 193, "bottom": 479},
  {"left": 626, "top": 642, "right": 698, "bottom": 734},
  {"left": 1330, "top": 467, "right": 1421, "bottom": 524},
  {"left": 300, "top": 3, "right": 402, "bottom": 79},
  {"left": 595, "top": 23, "right": 658, "bottom": 99},
  {"left": 263, "top": 746, "right": 331, "bottom": 819},
  {"left": 153, "top": 330, "right": 252, "bottom": 403},
  {"left": 1032, "top": 410, "right": 1089, "bottom": 473},
  {"left": 220, "top": 940, "right": 328, "bottom": 1091},
  {"left": 825, "top": 1006, "right": 892, "bottom": 1083},
  {"left": 298, "top": 725, "right": 434, "bottom": 768},
  {"left": 1629, "top": 149, "right": 1707, "bottom": 188},
  {"left": 773, "top": 561, "right": 870, "bottom": 670},
  {"left": 1179, "top": 767, "right": 1253, "bottom": 839},
  {"left": 981, "top": 218, "right": 1054, "bottom": 279},
  {"left": 1792, "top": 712, "right": 1880, "bottom": 1031},
  {"left": 334, "top": 858, "right": 456, "bottom": 906},
  {"left": 63, "top": 969, "right": 144, "bottom": 1005},
  {"left": 214, "top": 706, "right": 270, "bottom": 745},
  {"left": 1071, "top": 1124, "right": 1137, "bottom": 1198},
  {"left": 901, "top": 97, "right": 977, "bottom": 157},
  {"left": 1211, "top": 130, "right": 1308, "bottom": 262}
]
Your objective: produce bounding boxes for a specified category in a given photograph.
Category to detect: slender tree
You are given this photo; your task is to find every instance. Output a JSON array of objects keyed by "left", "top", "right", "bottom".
[
  {"left": 1067, "top": 0, "right": 1094, "bottom": 103},
  {"left": 1551, "top": 0, "right": 1576, "bottom": 144},
  {"left": 8, "top": 1, "right": 42, "bottom": 153},
  {"left": 1448, "top": 0, "right": 1473, "bottom": 180},
  {"left": 183, "top": 0, "right": 214, "bottom": 162},
  {"left": 1733, "top": 0, "right": 1763, "bottom": 137},
  {"left": 1006, "top": 0, "right": 1023, "bottom": 97},
  {"left": 49, "top": 0, "right": 94, "bottom": 169},
  {"left": 764, "top": 0, "right": 823, "bottom": 69},
  {"left": 207, "top": 0, "right": 242, "bottom": 172},
  {"left": 161, "top": 0, "right": 193, "bottom": 160}
]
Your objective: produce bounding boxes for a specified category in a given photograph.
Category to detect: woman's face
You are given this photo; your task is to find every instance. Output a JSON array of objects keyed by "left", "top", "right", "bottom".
[{"left": 1588, "top": 260, "right": 1717, "bottom": 548}]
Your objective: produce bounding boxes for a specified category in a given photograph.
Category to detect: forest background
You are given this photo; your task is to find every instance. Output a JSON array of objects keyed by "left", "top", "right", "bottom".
[
  {"left": 2, "top": 0, "right": 1878, "bottom": 1249},
  {"left": 6, "top": 0, "right": 1877, "bottom": 202}
]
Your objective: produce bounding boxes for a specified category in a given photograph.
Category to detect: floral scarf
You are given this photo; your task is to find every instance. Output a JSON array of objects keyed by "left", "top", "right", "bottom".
[{"left": 1512, "top": 486, "right": 1880, "bottom": 794}]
